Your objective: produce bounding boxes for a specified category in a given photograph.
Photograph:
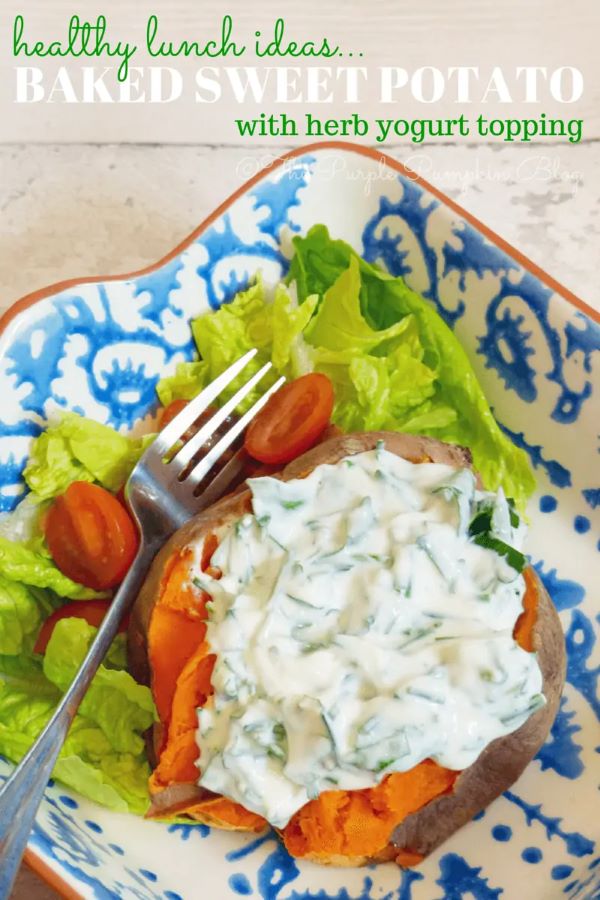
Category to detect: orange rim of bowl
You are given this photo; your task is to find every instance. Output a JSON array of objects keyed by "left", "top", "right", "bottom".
[
  {"left": 1, "top": 141, "right": 598, "bottom": 335},
  {"left": 6, "top": 139, "right": 598, "bottom": 899}
]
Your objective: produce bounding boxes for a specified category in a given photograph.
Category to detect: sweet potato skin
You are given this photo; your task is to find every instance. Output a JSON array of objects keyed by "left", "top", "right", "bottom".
[{"left": 127, "top": 431, "right": 565, "bottom": 864}]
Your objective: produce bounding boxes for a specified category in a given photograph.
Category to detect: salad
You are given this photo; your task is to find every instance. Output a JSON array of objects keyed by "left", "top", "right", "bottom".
[{"left": 0, "top": 225, "right": 534, "bottom": 815}]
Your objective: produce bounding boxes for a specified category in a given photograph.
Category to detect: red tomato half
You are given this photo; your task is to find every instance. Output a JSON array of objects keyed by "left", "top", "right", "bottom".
[
  {"left": 244, "top": 373, "right": 334, "bottom": 465},
  {"left": 44, "top": 482, "right": 139, "bottom": 590},
  {"left": 34, "top": 599, "right": 129, "bottom": 654}
]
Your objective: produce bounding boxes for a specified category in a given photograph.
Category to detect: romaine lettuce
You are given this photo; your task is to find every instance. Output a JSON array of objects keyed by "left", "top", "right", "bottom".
[
  {"left": 24, "top": 411, "right": 150, "bottom": 499},
  {"left": 0, "top": 619, "right": 155, "bottom": 814},
  {"left": 0, "top": 577, "right": 55, "bottom": 656},
  {"left": 158, "top": 226, "right": 533, "bottom": 507},
  {"left": 0, "top": 536, "right": 102, "bottom": 599},
  {"left": 289, "top": 226, "right": 535, "bottom": 508},
  {"left": 157, "top": 278, "right": 317, "bottom": 414}
]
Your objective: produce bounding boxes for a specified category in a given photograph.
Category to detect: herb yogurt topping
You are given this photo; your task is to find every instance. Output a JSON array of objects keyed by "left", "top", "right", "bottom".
[{"left": 192, "top": 444, "right": 543, "bottom": 827}]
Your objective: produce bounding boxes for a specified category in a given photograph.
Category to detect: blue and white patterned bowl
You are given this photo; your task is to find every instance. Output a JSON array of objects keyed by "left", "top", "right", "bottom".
[{"left": 0, "top": 142, "right": 598, "bottom": 900}]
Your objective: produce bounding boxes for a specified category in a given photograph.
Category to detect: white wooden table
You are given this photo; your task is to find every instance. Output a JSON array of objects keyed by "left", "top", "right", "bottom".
[{"left": 1, "top": 143, "right": 598, "bottom": 316}]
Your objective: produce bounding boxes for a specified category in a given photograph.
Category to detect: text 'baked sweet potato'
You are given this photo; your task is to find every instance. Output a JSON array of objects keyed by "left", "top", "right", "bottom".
[{"left": 127, "top": 431, "right": 565, "bottom": 866}]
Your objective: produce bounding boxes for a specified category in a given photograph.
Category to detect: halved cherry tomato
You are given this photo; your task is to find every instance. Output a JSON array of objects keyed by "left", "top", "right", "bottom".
[
  {"left": 244, "top": 373, "right": 334, "bottom": 465},
  {"left": 34, "top": 600, "right": 129, "bottom": 655},
  {"left": 44, "top": 482, "right": 139, "bottom": 590},
  {"left": 161, "top": 398, "right": 189, "bottom": 427}
]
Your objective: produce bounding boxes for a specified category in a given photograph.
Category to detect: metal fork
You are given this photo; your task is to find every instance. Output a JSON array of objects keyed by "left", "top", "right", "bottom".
[{"left": 0, "top": 348, "right": 284, "bottom": 895}]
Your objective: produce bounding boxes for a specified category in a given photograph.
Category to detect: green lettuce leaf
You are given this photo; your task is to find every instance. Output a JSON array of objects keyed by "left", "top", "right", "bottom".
[
  {"left": 0, "top": 650, "right": 58, "bottom": 694},
  {"left": 288, "top": 225, "right": 535, "bottom": 508},
  {"left": 43, "top": 619, "right": 156, "bottom": 755},
  {"left": 270, "top": 284, "right": 317, "bottom": 373},
  {"left": 156, "top": 361, "right": 209, "bottom": 407},
  {"left": 0, "top": 407, "right": 158, "bottom": 816},
  {"left": 2, "top": 410, "right": 150, "bottom": 606},
  {"left": 0, "top": 576, "right": 56, "bottom": 655},
  {"left": 0, "top": 619, "right": 155, "bottom": 814},
  {"left": 24, "top": 411, "right": 150, "bottom": 499},
  {"left": 155, "top": 229, "right": 533, "bottom": 506},
  {"left": 0, "top": 680, "right": 152, "bottom": 814},
  {"left": 305, "top": 256, "right": 413, "bottom": 354},
  {"left": 104, "top": 632, "right": 128, "bottom": 670},
  {"left": 0, "top": 495, "right": 49, "bottom": 550},
  {"left": 305, "top": 258, "right": 439, "bottom": 432},
  {"left": 55, "top": 724, "right": 153, "bottom": 814},
  {"left": 156, "top": 278, "right": 317, "bottom": 412},
  {"left": 0, "top": 536, "right": 102, "bottom": 599}
]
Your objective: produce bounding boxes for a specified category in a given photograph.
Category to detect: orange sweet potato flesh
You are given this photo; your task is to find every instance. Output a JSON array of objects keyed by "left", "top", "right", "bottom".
[
  {"left": 283, "top": 762, "right": 457, "bottom": 861},
  {"left": 128, "top": 431, "right": 564, "bottom": 866},
  {"left": 146, "top": 533, "right": 267, "bottom": 831},
  {"left": 147, "top": 550, "right": 208, "bottom": 730},
  {"left": 514, "top": 567, "right": 538, "bottom": 652},
  {"left": 149, "top": 523, "right": 538, "bottom": 851},
  {"left": 149, "top": 644, "right": 215, "bottom": 790},
  {"left": 281, "top": 572, "right": 538, "bottom": 862}
]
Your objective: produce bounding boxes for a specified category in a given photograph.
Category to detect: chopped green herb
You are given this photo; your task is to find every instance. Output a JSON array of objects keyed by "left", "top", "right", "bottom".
[
  {"left": 286, "top": 593, "right": 319, "bottom": 608},
  {"left": 406, "top": 687, "right": 444, "bottom": 704},
  {"left": 393, "top": 575, "right": 413, "bottom": 598},
  {"left": 416, "top": 536, "right": 456, "bottom": 589},
  {"left": 473, "top": 533, "right": 526, "bottom": 572},
  {"left": 320, "top": 711, "right": 339, "bottom": 759},
  {"left": 507, "top": 498, "right": 520, "bottom": 528},
  {"left": 273, "top": 722, "right": 286, "bottom": 741},
  {"left": 397, "top": 623, "right": 440, "bottom": 649},
  {"left": 359, "top": 716, "right": 377, "bottom": 736},
  {"left": 301, "top": 641, "right": 329, "bottom": 654},
  {"left": 469, "top": 509, "right": 493, "bottom": 537},
  {"left": 268, "top": 534, "right": 287, "bottom": 552},
  {"left": 267, "top": 745, "right": 286, "bottom": 760},
  {"left": 500, "top": 693, "right": 545, "bottom": 725}
]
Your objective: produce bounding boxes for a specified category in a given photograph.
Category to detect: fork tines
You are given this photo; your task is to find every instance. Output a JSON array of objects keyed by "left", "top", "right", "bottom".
[{"left": 153, "top": 349, "right": 284, "bottom": 497}]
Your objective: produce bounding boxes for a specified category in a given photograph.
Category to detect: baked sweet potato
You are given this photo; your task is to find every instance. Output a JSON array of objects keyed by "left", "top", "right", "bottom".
[{"left": 127, "top": 431, "right": 565, "bottom": 866}]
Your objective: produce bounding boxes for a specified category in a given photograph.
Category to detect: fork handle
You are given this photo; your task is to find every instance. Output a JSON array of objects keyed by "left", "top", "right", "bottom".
[{"left": 0, "top": 540, "right": 157, "bottom": 897}]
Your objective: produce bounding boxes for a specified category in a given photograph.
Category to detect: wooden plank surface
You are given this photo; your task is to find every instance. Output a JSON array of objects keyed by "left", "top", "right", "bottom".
[{"left": 1, "top": 0, "right": 599, "bottom": 143}]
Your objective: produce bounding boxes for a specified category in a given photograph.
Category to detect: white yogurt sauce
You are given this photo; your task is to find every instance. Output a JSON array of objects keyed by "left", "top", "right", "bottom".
[{"left": 191, "top": 444, "right": 543, "bottom": 828}]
